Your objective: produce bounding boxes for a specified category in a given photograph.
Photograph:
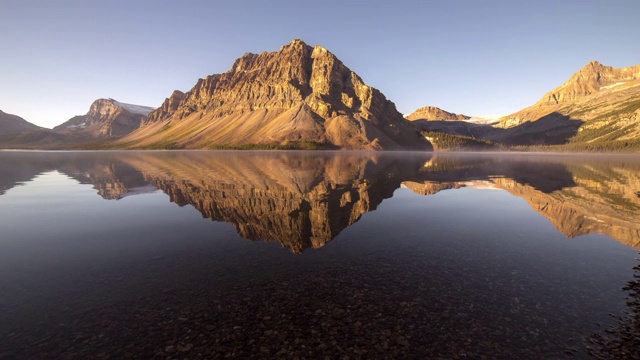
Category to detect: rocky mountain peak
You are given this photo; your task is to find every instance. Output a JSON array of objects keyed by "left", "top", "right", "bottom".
[
  {"left": 54, "top": 98, "right": 153, "bottom": 138},
  {"left": 280, "top": 38, "right": 310, "bottom": 51},
  {"left": 539, "top": 61, "right": 640, "bottom": 105},
  {"left": 86, "top": 99, "right": 122, "bottom": 118},
  {"left": 130, "top": 39, "right": 431, "bottom": 150}
]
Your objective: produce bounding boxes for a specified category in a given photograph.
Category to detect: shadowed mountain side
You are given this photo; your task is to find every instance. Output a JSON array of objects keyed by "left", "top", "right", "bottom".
[
  {"left": 0, "top": 110, "right": 41, "bottom": 135},
  {"left": 403, "top": 154, "right": 640, "bottom": 248},
  {"left": 491, "top": 113, "right": 584, "bottom": 145},
  {"left": 413, "top": 112, "right": 584, "bottom": 147},
  {"left": 0, "top": 129, "right": 92, "bottom": 150},
  {"left": 118, "top": 152, "right": 430, "bottom": 252}
]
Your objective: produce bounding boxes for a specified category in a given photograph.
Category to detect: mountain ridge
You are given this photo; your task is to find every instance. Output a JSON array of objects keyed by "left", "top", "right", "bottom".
[
  {"left": 405, "top": 106, "right": 470, "bottom": 121},
  {"left": 499, "top": 61, "right": 640, "bottom": 129},
  {"left": 413, "top": 60, "right": 640, "bottom": 150},
  {"left": 0, "top": 110, "right": 41, "bottom": 135}
]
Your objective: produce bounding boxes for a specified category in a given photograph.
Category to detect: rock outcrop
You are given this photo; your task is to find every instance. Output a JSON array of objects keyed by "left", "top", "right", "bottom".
[
  {"left": 54, "top": 98, "right": 154, "bottom": 138},
  {"left": 122, "top": 39, "right": 431, "bottom": 150},
  {"left": 405, "top": 106, "right": 470, "bottom": 121},
  {"left": 145, "top": 90, "right": 186, "bottom": 124}
]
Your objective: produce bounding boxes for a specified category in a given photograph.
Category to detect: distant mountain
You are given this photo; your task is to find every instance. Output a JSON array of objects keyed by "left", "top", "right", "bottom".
[
  {"left": 54, "top": 98, "right": 154, "bottom": 138},
  {"left": 422, "top": 61, "right": 640, "bottom": 150},
  {"left": 0, "top": 110, "right": 40, "bottom": 134},
  {"left": 0, "top": 110, "right": 58, "bottom": 149},
  {"left": 502, "top": 61, "right": 640, "bottom": 126},
  {"left": 405, "top": 106, "right": 470, "bottom": 121},
  {"left": 119, "top": 39, "right": 432, "bottom": 150},
  {"left": 497, "top": 61, "right": 640, "bottom": 148}
]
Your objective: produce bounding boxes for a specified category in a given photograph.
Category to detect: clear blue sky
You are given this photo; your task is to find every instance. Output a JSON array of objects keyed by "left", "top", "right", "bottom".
[{"left": 1, "top": 0, "right": 638, "bottom": 128}]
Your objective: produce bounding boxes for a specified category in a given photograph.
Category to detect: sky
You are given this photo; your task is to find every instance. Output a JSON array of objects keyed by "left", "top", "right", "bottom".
[{"left": 1, "top": 0, "right": 639, "bottom": 129}]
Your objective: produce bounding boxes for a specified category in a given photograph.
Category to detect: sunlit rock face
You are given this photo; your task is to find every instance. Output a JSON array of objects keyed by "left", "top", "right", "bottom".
[
  {"left": 126, "top": 39, "right": 432, "bottom": 150},
  {"left": 538, "top": 61, "right": 640, "bottom": 106}
]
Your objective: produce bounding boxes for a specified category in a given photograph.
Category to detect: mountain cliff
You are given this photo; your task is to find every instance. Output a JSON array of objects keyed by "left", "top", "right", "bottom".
[
  {"left": 119, "top": 39, "right": 431, "bottom": 150},
  {"left": 405, "top": 106, "right": 470, "bottom": 121},
  {"left": 54, "top": 98, "right": 153, "bottom": 138},
  {"left": 0, "top": 110, "right": 41, "bottom": 134}
]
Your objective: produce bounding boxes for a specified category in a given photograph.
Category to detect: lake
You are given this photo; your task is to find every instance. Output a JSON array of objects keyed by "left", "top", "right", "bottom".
[{"left": 1, "top": 151, "right": 639, "bottom": 359}]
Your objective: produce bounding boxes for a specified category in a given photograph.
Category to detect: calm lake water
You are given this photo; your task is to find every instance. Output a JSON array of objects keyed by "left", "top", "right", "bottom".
[{"left": 1, "top": 151, "right": 639, "bottom": 359}]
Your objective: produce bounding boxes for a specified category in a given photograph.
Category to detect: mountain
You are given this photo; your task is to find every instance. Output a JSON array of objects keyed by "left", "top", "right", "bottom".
[
  {"left": 405, "top": 106, "right": 470, "bottom": 121},
  {"left": 0, "top": 110, "right": 41, "bottom": 134},
  {"left": 118, "top": 39, "right": 432, "bottom": 150},
  {"left": 503, "top": 61, "right": 640, "bottom": 125},
  {"left": 418, "top": 61, "right": 640, "bottom": 149},
  {"left": 497, "top": 61, "right": 640, "bottom": 148},
  {"left": 54, "top": 98, "right": 154, "bottom": 138},
  {"left": 0, "top": 110, "right": 62, "bottom": 149}
]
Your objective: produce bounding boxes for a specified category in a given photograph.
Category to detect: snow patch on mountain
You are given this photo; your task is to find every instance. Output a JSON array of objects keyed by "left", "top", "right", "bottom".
[{"left": 109, "top": 99, "right": 154, "bottom": 115}]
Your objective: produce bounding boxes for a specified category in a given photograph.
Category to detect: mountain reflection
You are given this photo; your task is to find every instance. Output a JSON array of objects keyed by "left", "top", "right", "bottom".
[
  {"left": 405, "top": 154, "right": 640, "bottom": 249},
  {"left": 1, "top": 151, "right": 639, "bottom": 251},
  {"left": 119, "top": 152, "right": 428, "bottom": 253}
]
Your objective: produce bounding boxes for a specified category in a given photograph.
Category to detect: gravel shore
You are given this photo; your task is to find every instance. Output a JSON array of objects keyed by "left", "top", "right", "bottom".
[{"left": 3, "top": 247, "right": 630, "bottom": 359}]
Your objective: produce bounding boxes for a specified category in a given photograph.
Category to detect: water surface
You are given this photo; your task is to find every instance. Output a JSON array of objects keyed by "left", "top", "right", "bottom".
[{"left": 1, "top": 151, "right": 639, "bottom": 359}]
